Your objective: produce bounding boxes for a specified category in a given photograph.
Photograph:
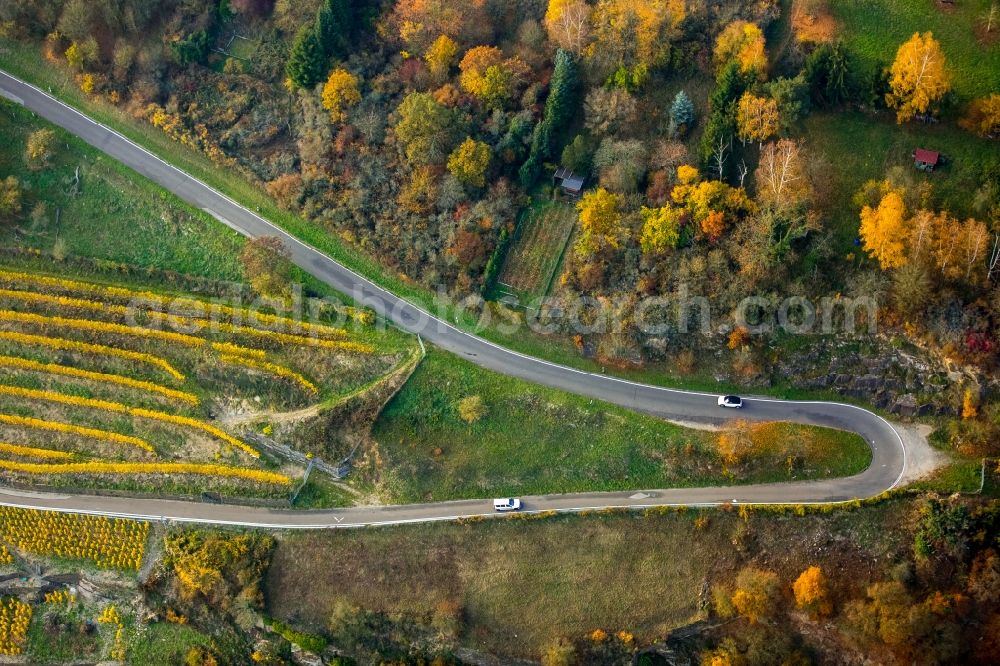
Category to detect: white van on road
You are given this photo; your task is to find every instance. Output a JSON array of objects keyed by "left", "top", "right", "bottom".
[{"left": 493, "top": 498, "right": 522, "bottom": 512}]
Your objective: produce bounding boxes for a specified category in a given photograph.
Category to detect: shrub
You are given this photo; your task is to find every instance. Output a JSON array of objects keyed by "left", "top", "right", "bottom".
[
  {"left": 458, "top": 395, "right": 487, "bottom": 424},
  {"left": 731, "top": 567, "right": 780, "bottom": 623},
  {"left": 268, "top": 618, "right": 328, "bottom": 653},
  {"left": 541, "top": 637, "right": 577, "bottom": 666},
  {"left": 727, "top": 326, "right": 750, "bottom": 349}
]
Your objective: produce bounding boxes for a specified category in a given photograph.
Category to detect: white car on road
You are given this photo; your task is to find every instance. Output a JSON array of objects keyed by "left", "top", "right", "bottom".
[
  {"left": 718, "top": 395, "right": 744, "bottom": 409},
  {"left": 493, "top": 498, "right": 522, "bottom": 512}
]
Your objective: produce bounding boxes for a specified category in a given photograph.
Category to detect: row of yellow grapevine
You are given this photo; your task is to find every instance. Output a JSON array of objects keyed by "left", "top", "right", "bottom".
[
  {"left": 0, "top": 354, "right": 199, "bottom": 405},
  {"left": 0, "top": 309, "right": 264, "bottom": 359},
  {"left": 0, "top": 413, "right": 155, "bottom": 453},
  {"left": 0, "top": 441, "right": 74, "bottom": 460},
  {"left": 0, "top": 385, "right": 258, "bottom": 458},
  {"left": 220, "top": 354, "right": 318, "bottom": 394},
  {"left": 0, "top": 458, "right": 290, "bottom": 485},
  {"left": 0, "top": 329, "right": 184, "bottom": 380}
]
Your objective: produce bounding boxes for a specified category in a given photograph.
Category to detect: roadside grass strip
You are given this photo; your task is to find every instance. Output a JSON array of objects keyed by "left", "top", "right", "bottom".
[
  {"left": 0, "top": 413, "right": 155, "bottom": 453},
  {"left": 0, "top": 442, "right": 74, "bottom": 460},
  {"left": 0, "top": 385, "right": 258, "bottom": 458},
  {"left": 0, "top": 269, "right": 363, "bottom": 332},
  {"left": 220, "top": 354, "right": 318, "bottom": 394},
  {"left": 0, "top": 309, "right": 264, "bottom": 357},
  {"left": 0, "top": 330, "right": 184, "bottom": 380},
  {"left": 0, "top": 507, "right": 149, "bottom": 570},
  {"left": 0, "top": 354, "right": 199, "bottom": 405},
  {"left": 0, "top": 459, "right": 290, "bottom": 485}
]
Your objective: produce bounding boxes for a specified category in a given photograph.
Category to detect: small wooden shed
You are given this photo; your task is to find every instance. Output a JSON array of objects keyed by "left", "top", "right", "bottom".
[
  {"left": 553, "top": 167, "right": 586, "bottom": 197},
  {"left": 913, "top": 148, "right": 941, "bottom": 172}
]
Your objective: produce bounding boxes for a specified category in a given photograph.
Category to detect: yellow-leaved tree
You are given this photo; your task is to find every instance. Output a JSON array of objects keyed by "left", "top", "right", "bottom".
[
  {"left": 736, "top": 92, "right": 779, "bottom": 146},
  {"left": 886, "top": 32, "right": 951, "bottom": 123},
  {"left": 793, "top": 565, "right": 833, "bottom": 617},
  {"left": 458, "top": 46, "right": 528, "bottom": 109},
  {"left": 960, "top": 94, "right": 1000, "bottom": 138},
  {"left": 575, "top": 187, "right": 624, "bottom": 258},
  {"left": 321, "top": 69, "right": 361, "bottom": 123},
  {"left": 458, "top": 46, "right": 503, "bottom": 97},
  {"left": 714, "top": 20, "right": 767, "bottom": 78},
  {"left": 639, "top": 205, "right": 684, "bottom": 255},
  {"left": 425, "top": 34, "right": 459, "bottom": 82},
  {"left": 859, "top": 190, "right": 909, "bottom": 269},
  {"left": 587, "top": 0, "right": 687, "bottom": 70},
  {"left": 25, "top": 129, "right": 56, "bottom": 170},
  {"left": 447, "top": 137, "right": 491, "bottom": 187}
]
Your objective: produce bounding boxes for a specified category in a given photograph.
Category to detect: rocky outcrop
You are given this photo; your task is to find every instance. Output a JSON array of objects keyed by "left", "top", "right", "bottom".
[{"left": 775, "top": 337, "right": 991, "bottom": 417}]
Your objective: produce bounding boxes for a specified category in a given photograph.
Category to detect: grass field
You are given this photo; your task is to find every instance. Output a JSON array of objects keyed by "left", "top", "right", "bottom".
[
  {"left": 497, "top": 200, "right": 576, "bottom": 303},
  {"left": 266, "top": 501, "right": 910, "bottom": 657},
  {"left": 0, "top": 101, "right": 244, "bottom": 281},
  {"left": 26, "top": 603, "right": 102, "bottom": 663},
  {"left": 370, "top": 351, "right": 872, "bottom": 502},
  {"left": 830, "top": 0, "right": 1000, "bottom": 100},
  {"left": 124, "top": 622, "right": 214, "bottom": 666}
]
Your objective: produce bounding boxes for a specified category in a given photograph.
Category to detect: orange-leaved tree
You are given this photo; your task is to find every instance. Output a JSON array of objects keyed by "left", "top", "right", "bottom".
[
  {"left": 793, "top": 565, "right": 833, "bottom": 617},
  {"left": 859, "top": 190, "right": 909, "bottom": 269}
]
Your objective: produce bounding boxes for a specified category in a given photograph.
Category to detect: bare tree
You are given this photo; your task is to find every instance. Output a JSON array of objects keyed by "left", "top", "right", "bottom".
[
  {"left": 711, "top": 135, "right": 730, "bottom": 181},
  {"left": 737, "top": 159, "right": 749, "bottom": 188},
  {"left": 987, "top": 233, "right": 1000, "bottom": 282},
  {"left": 908, "top": 210, "right": 936, "bottom": 262},
  {"left": 546, "top": 1, "right": 592, "bottom": 54},
  {"left": 964, "top": 220, "right": 990, "bottom": 281},
  {"left": 755, "top": 140, "right": 810, "bottom": 209},
  {"left": 983, "top": 2, "right": 998, "bottom": 34}
]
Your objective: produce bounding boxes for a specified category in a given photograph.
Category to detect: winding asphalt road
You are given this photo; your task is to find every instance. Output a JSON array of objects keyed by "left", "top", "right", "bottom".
[{"left": 0, "top": 70, "right": 906, "bottom": 528}]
